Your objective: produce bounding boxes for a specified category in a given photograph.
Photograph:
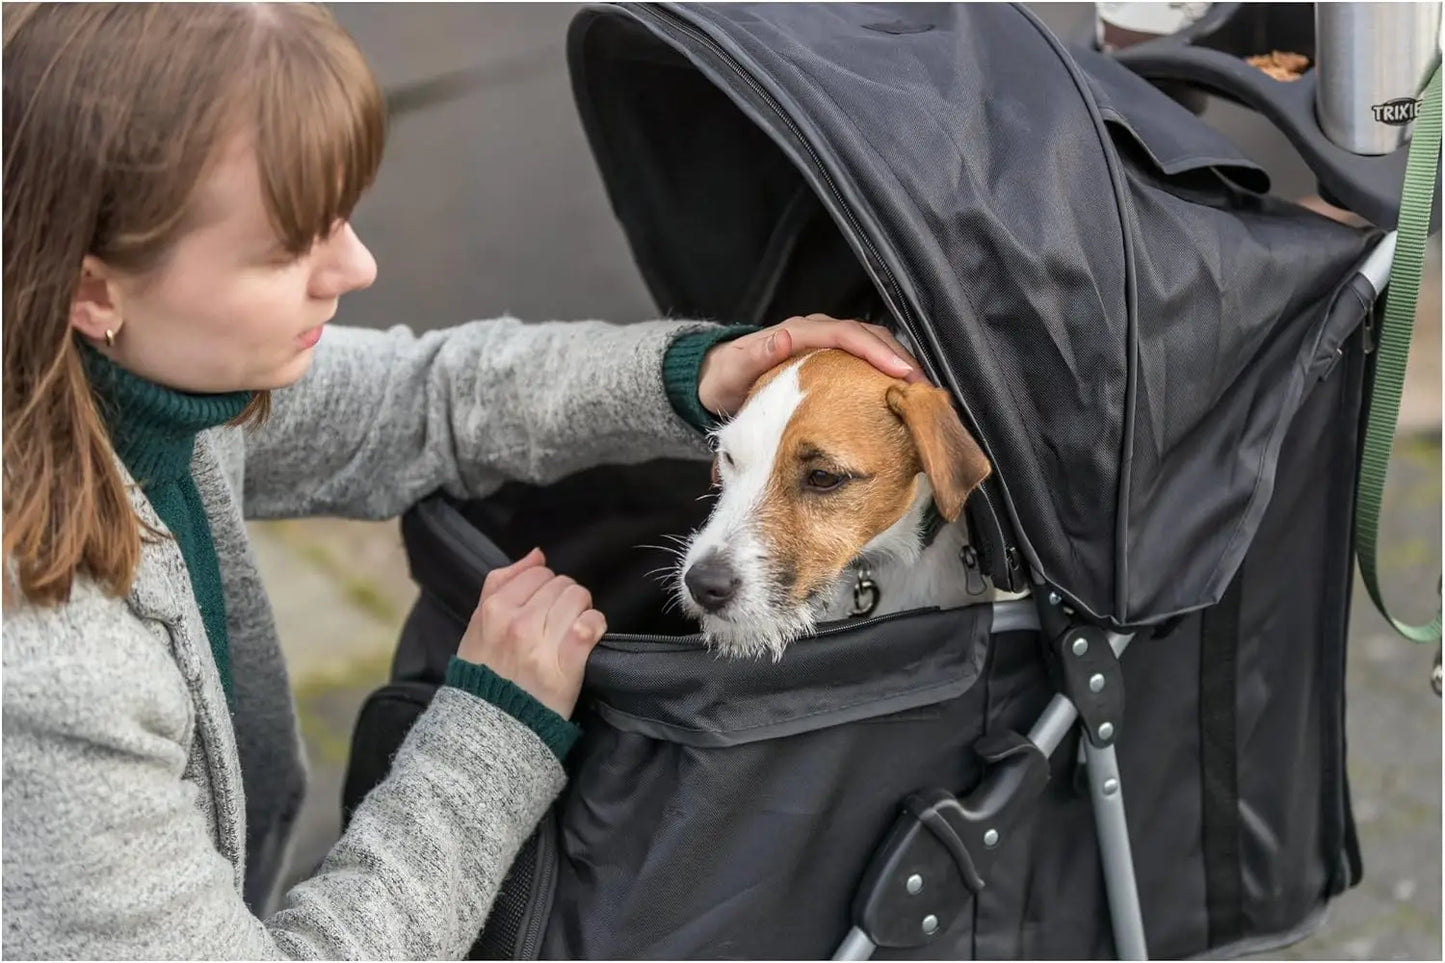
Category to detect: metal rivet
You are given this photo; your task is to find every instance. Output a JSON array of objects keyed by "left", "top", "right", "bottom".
[
  {"left": 1071, "top": 637, "right": 1089, "bottom": 656},
  {"left": 1089, "top": 673, "right": 1105, "bottom": 693},
  {"left": 906, "top": 874, "right": 923, "bottom": 895},
  {"left": 1098, "top": 722, "right": 1115, "bottom": 741},
  {"left": 1103, "top": 778, "right": 1119, "bottom": 796},
  {"left": 983, "top": 829, "right": 1000, "bottom": 848},
  {"left": 922, "top": 914, "right": 939, "bottom": 935},
  {"left": 1048, "top": 591, "right": 1062, "bottom": 606}
]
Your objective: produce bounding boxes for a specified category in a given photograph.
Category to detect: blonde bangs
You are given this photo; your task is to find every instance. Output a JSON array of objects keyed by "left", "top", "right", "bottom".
[{"left": 251, "top": 5, "right": 386, "bottom": 255}]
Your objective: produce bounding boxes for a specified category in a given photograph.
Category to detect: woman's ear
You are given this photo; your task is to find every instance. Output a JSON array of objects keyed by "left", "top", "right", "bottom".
[{"left": 69, "top": 255, "right": 123, "bottom": 344}]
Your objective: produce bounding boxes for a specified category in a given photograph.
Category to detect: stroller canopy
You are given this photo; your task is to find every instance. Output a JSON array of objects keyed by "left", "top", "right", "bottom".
[{"left": 569, "top": 2, "right": 1377, "bottom": 626}]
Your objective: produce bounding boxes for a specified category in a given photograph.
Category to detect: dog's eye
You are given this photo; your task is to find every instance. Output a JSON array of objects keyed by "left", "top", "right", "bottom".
[{"left": 805, "top": 469, "right": 846, "bottom": 491}]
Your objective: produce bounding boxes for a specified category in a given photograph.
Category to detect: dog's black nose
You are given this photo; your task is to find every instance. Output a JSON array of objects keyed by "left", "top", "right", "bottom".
[{"left": 684, "top": 552, "right": 741, "bottom": 613}]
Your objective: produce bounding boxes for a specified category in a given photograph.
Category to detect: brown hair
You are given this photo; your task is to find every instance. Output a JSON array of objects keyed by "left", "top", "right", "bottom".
[{"left": 3, "top": 3, "right": 386, "bottom": 605}]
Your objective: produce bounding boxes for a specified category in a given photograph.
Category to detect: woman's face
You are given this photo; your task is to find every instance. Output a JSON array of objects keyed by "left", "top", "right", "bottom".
[{"left": 74, "top": 136, "right": 377, "bottom": 392}]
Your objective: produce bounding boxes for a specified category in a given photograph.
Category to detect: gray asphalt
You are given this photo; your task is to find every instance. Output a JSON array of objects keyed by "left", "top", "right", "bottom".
[{"left": 305, "top": 4, "right": 1440, "bottom": 958}]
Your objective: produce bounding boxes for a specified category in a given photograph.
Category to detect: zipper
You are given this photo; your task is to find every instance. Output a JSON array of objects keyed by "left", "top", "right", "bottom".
[
  {"left": 517, "top": 813, "right": 557, "bottom": 958},
  {"left": 968, "top": 482, "right": 1024, "bottom": 594},
  {"left": 960, "top": 544, "right": 989, "bottom": 598},
  {"left": 600, "top": 606, "right": 930, "bottom": 650}
]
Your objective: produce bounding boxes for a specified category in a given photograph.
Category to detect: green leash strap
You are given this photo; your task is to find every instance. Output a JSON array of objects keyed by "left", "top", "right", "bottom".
[{"left": 1354, "top": 64, "right": 1442, "bottom": 644}]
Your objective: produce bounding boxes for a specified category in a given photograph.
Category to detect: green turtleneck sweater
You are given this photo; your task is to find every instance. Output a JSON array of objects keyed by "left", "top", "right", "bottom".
[{"left": 82, "top": 346, "right": 252, "bottom": 705}]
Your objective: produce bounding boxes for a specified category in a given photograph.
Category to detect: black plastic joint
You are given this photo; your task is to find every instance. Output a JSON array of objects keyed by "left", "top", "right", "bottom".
[
  {"left": 849, "top": 732, "right": 1049, "bottom": 948},
  {"left": 1053, "top": 625, "right": 1125, "bottom": 748}
]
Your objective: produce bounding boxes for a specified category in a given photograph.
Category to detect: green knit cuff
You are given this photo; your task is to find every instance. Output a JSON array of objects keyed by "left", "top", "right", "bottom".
[
  {"left": 662, "top": 325, "right": 764, "bottom": 432},
  {"left": 445, "top": 657, "right": 581, "bottom": 762}
]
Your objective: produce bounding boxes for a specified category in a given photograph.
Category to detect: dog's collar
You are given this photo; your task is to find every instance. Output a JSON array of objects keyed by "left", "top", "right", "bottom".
[
  {"left": 919, "top": 499, "right": 948, "bottom": 549},
  {"left": 849, "top": 560, "right": 880, "bottom": 618}
]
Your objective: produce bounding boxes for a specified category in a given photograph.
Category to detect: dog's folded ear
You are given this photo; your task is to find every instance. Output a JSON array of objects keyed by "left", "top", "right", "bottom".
[{"left": 885, "top": 382, "right": 991, "bottom": 521}]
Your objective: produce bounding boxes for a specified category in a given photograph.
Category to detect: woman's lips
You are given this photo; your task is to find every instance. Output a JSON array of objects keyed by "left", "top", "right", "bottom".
[{"left": 297, "top": 326, "right": 324, "bottom": 349}]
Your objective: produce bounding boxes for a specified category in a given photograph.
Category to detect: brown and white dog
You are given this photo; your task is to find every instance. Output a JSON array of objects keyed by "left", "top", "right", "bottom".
[{"left": 677, "top": 348, "right": 1014, "bottom": 659}]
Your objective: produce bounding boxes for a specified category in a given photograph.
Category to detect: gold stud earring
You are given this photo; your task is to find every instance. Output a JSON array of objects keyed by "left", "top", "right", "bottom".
[{"left": 104, "top": 329, "right": 115, "bottom": 347}]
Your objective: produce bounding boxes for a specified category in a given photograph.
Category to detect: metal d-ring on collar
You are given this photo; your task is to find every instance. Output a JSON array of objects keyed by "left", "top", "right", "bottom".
[
  {"left": 850, "top": 561, "right": 881, "bottom": 618},
  {"left": 848, "top": 500, "right": 950, "bottom": 618}
]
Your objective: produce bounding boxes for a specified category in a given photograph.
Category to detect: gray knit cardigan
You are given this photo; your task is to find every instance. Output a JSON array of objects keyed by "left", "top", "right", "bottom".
[{"left": 3, "top": 319, "right": 711, "bottom": 959}]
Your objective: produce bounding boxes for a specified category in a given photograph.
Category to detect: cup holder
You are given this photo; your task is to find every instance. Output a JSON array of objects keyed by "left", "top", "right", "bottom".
[
  {"left": 1077, "top": 2, "right": 1431, "bottom": 231},
  {"left": 1190, "top": 3, "right": 1315, "bottom": 63}
]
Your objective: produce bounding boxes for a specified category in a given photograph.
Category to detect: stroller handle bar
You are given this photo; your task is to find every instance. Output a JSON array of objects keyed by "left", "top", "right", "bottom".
[{"left": 1357, "top": 231, "right": 1399, "bottom": 297}]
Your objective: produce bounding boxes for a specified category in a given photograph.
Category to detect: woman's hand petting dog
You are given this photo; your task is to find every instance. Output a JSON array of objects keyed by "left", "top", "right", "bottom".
[
  {"left": 697, "top": 314, "right": 924, "bottom": 418},
  {"left": 458, "top": 548, "right": 606, "bottom": 719}
]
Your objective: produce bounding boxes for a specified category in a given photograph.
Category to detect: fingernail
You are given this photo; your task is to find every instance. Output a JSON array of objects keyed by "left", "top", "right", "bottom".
[{"left": 765, "top": 334, "right": 778, "bottom": 355}]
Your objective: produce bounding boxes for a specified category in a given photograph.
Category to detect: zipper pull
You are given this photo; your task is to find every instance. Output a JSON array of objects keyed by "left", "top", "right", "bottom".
[{"left": 961, "top": 545, "right": 988, "bottom": 597}]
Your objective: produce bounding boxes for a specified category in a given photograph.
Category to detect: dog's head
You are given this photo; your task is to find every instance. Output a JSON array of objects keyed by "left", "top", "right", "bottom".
[{"left": 677, "top": 349, "right": 990, "bottom": 658}]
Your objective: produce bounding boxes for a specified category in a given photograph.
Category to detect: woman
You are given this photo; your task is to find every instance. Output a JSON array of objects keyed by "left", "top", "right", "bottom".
[{"left": 1, "top": 3, "right": 918, "bottom": 958}]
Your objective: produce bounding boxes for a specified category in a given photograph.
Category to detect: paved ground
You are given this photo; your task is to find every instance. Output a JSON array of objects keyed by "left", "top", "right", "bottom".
[{"left": 259, "top": 5, "right": 1441, "bottom": 958}]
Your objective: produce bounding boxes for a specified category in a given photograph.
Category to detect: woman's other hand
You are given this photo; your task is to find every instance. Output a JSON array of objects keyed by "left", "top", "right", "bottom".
[
  {"left": 458, "top": 549, "right": 605, "bottom": 718},
  {"left": 696, "top": 313, "right": 925, "bottom": 419}
]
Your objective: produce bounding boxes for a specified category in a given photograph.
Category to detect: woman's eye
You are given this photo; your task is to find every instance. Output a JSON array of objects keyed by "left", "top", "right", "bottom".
[
  {"left": 268, "top": 245, "right": 307, "bottom": 267},
  {"left": 806, "top": 469, "right": 846, "bottom": 491}
]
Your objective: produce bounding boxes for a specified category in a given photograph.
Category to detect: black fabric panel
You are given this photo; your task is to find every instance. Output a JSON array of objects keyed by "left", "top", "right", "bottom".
[
  {"left": 453, "top": 460, "right": 716, "bottom": 638},
  {"left": 1115, "top": 146, "right": 1374, "bottom": 620},
  {"left": 586, "top": 605, "right": 991, "bottom": 746},
  {"left": 544, "top": 652, "right": 997, "bottom": 960},
  {"left": 1328, "top": 333, "right": 1370, "bottom": 896},
  {"left": 1200, "top": 575, "right": 1245, "bottom": 945},
  {"left": 1232, "top": 333, "right": 1364, "bottom": 937}
]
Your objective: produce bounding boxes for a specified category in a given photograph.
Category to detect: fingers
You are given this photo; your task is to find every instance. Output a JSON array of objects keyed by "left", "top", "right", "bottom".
[
  {"left": 459, "top": 555, "right": 604, "bottom": 719},
  {"left": 760, "top": 327, "right": 793, "bottom": 366},
  {"left": 500, "top": 573, "right": 574, "bottom": 653},
  {"left": 480, "top": 547, "right": 546, "bottom": 601},
  {"left": 481, "top": 564, "right": 556, "bottom": 622},
  {"left": 778, "top": 315, "right": 922, "bottom": 382},
  {"left": 543, "top": 582, "right": 595, "bottom": 648},
  {"left": 525, "top": 574, "right": 581, "bottom": 623},
  {"left": 559, "top": 608, "right": 608, "bottom": 674},
  {"left": 859, "top": 325, "right": 922, "bottom": 381}
]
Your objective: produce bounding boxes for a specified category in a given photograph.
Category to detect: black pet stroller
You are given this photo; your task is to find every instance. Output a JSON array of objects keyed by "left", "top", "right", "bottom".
[{"left": 342, "top": 4, "right": 1440, "bottom": 958}]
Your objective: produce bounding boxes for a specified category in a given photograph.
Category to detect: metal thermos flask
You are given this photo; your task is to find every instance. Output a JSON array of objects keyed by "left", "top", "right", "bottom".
[{"left": 1315, "top": 2, "right": 1442, "bottom": 155}]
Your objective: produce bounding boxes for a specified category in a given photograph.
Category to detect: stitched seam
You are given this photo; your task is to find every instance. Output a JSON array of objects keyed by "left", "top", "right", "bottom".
[{"left": 593, "top": 671, "right": 974, "bottom": 736}]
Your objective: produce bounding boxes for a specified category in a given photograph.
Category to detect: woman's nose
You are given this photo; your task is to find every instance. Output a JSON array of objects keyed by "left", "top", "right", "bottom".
[{"left": 310, "top": 222, "right": 377, "bottom": 299}]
